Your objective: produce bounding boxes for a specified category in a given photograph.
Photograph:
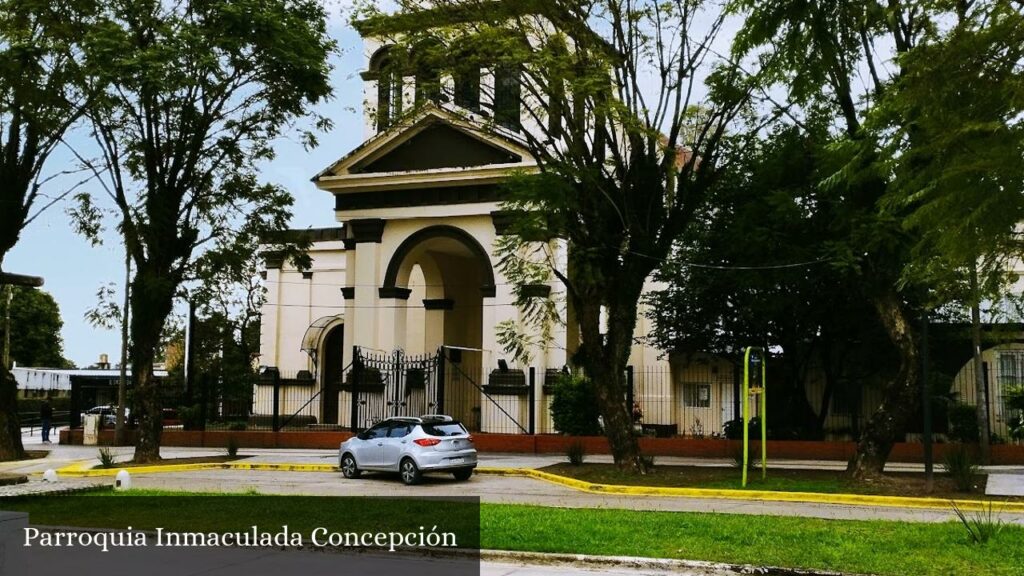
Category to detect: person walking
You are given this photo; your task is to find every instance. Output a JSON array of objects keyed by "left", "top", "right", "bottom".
[{"left": 40, "top": 399, "right": 53, "bottom": 443}]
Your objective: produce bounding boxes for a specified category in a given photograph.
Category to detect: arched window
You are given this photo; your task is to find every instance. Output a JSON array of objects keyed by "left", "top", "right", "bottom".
[
  {"left": 413, "top": 41, "right": 443, "bottom": 105},
  {"left": 370, "top": 47, "right": 403, "bottom": 131},
  {"left": 493, "top": 63, "right": 521, "bottom": 131},
  {"left": 453, "top": 63, "right": 481, "bottom": 111}
]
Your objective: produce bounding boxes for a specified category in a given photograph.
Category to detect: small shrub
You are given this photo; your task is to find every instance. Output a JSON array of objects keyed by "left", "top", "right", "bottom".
[
  {"left": 226, "top": 437, "right": 239, "bottom": 458},
  {"left": 723, "top": 417, "right": 761, "bottom": 440},
  {"left": 948, "top": 403, "right": 980, "bottom": 443},
  {"left": 641, "top": 454, "right": 655, "bottom": 470},
  {"left": 566, "top": 441, "right": 586, "bottom": 466},
  {"left": 943, "top": 444, "right": 980, "bottom": 492},
  {"left": 689, "top": 418, "right": 705, "bottom": 439},
  {"left": 228, "top": 421, "right": 247, "bottom": 431},
  {"left": 97, "top": 447, "right": 116, "bottom": 469},
  {"left": 178, "top": 404, "right": 203, "bottom": 430},
  {"left": 951, "top": 501, "right": 1004, "bottom": 544},
  {"left": 549, "top": 373, "right": 602, "bottom": 436}
]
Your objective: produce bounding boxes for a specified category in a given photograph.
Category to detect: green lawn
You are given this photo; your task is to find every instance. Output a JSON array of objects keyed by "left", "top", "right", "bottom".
[
  {"left": 540, "top": 463, "right": 1004, "bottom": 500},
  {"left": 5, "top": 490, "right": 1023, "bottom": 576}
]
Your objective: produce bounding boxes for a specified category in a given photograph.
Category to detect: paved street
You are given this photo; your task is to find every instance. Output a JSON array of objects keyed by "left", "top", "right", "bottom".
[{"left": 6, "top": 436, "right": 1024, "bottom": 525}]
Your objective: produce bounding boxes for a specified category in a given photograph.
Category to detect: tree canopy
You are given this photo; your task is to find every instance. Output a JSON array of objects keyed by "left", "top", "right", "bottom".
[{"left": 0, "top": 287, "right": 75, "bottom": 369}]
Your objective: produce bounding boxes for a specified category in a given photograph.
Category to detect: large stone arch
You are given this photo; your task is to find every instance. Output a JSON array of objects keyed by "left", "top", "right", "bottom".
[{"left": 381, "top": 224, "right": 496, "bottom": 297}]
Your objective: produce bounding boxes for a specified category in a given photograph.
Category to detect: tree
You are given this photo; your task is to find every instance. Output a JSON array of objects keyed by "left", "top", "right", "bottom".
[
  {"left": 74, "top": 0, "right": 334, "bottom": 462},
  {"left": 0, "top": 0, "right": 94, "bottom": 460},
  {"left": 0, "top": 287, "right": 74, "bottom": 369},
  {"left": 731, "top": 0, "right": 1024, "bottom": 476},
  {"left": 730, "top": 0, "right": 950, "bottom": 478},
  {"left": 357, "top": 0, "right": 755, "bottom": 470},
  {"left": 647, "top": 125, "right": 896, "bottom": 439},
  {"left": 874, "top": 1, "right": 1024, "bottom": 462}
]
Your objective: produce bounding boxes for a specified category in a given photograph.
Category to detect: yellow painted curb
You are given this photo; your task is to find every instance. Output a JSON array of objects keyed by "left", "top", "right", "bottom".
[
  {"left": 50, "top": 461, "right": 1024, "bottom": 514},
  {"left": 54, "top": 461, "right": 338, "bottom": 477},
  {"left": 474, "top": 467, "right": 1024, "bottom": 514}
]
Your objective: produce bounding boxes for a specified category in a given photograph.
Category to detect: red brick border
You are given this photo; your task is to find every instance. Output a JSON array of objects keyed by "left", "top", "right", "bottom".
[{"left": 58, "top": 429, "right": 1024, "bottom": 464}]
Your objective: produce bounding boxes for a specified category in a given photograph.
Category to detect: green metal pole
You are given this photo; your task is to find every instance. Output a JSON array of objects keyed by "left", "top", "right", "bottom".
[
  {"left": 761, "top": 356, "right": 767, "bottom": 479},
  {"left": 742, "top": 347, "right": 750, "bottom": 487}
]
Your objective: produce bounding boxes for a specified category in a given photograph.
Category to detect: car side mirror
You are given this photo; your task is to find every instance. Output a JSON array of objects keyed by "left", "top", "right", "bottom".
[{"left": 356, "top": 432, "right": 369, "bottom": 441}]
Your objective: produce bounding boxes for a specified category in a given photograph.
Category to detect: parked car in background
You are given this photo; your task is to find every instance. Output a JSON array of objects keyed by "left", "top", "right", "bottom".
[
  {"left": 84, "top": 405, "right": 129, "bottom": 427},
  {"left": 339, "top": 415, "right": 477, "bottom": 485}
]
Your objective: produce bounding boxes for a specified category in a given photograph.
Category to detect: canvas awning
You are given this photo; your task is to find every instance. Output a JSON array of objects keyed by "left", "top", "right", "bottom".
[{"left": 300, "top": 315, "right": 344, "bottom": 359}]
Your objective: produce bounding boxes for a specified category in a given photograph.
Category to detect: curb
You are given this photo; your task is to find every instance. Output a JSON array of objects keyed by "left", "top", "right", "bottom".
[
  {"left": 53, "top": 461, "right": 338, "bottom": 477},
  {"left": 479, "top": 549, "right": 858, "bottom": 576},
  {"left": 49, "top": 461, "right": 1024, "bottom": 514},
  {"left": 477, "top": 467, "right": 1024, "bottom": 513}
]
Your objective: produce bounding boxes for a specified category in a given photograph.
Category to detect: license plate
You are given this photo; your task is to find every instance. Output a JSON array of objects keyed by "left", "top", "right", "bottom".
[{"left": 448, "top": 457, "right": 464, "bottom": 464}]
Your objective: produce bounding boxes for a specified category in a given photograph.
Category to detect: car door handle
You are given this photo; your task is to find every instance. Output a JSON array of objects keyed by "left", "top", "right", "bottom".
[{"left": 377, "top": 442, "right": 383, "bottom": 446}]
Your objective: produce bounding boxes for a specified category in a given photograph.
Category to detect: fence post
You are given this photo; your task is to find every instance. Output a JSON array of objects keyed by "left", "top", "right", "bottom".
[
  {"left": 271, "top": 369, "right": 281, "bottom": 432},
  {"left": 350, "top": 345, "right": 361, "bottom": 433},
  {"left": 528, "top": 367, "right": 536, "bottom": 435},
  {"left": 436, "top": 347, "right": 446, "bottom": 415}
]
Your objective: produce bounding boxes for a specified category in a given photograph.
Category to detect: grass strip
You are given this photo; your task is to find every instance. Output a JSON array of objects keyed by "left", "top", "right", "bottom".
[{"left": 4, "top": 490, "right": 1023, "bottom": 576}]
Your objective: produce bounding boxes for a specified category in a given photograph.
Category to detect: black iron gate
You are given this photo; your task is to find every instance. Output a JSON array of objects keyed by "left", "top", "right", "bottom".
[{"left": 349, "top": 347, "right": 441, "bottom": 431}]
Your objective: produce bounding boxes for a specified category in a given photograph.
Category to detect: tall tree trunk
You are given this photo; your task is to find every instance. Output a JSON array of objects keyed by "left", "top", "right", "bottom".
[
  {"left": 969, "top": 266, "right": 990, "bottom": 463},
  {"left": 573, "top": 287, "right": 644, "bottom": 472},
  {"left": 0, "top": 262, "right": 26, "bottom": 460},
  {"left": 848, "top": 289, "right": 919, "bottom": 479},
  {"left": 0, "top": 363, "right": 26, "bottom": 460},
  {"left": 129, "top": 264, "right": 177, "bottom": 464}
]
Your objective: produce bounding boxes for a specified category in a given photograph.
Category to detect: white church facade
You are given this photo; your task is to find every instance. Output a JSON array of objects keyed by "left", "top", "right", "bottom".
[{"left": 255, "top": 32, "right": 695, "bottom": 435}]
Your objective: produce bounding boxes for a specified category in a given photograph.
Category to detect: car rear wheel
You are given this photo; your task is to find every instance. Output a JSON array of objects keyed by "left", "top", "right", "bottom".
[
  {"left": 400, "top": 458, "right": 422, "bottom": 485},
  {"left": 452, "top": 468, "right": 473, "bottom": 481},
  {"left": 340, "top": 454, "right": 361, "bottom": 479}
]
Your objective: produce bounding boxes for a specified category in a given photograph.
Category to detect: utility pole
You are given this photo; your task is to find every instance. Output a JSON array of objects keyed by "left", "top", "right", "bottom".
[
  {"left": 115, "top": 253, "right": 131, "bottom": 445},
  {"left": 921, "top": 310, "right": 933, "bottom": 493}
]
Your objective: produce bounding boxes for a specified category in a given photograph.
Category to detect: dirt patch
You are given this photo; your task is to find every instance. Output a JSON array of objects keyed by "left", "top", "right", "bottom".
[
  {"left": 0, "top": 473, "right": 28, "bottom": 486},
  {"left": 540, "top": 462, "right": 1019, "bottom": 501},
  {"left": 92, "top": 455, "right": 251, "bottom": 470}
]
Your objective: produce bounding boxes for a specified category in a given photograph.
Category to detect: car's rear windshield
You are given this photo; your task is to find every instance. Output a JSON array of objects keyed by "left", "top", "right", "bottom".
[{"left": 420, "top": 422, "right": 467, "bottom": 436}]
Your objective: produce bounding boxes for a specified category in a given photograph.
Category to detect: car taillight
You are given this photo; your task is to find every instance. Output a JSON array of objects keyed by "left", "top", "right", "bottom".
[
  {"left": 414, "top": 438, "right": 441, "bottom": 447},
  {"left": 466, "top": 435, "right": 473, "bottom": 443}
]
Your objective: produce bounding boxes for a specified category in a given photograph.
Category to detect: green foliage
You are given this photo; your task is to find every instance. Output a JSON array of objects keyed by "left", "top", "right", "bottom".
[
  {"left": 942, "top": 445, "right": 980, "bottom": 493},
  {"left": 565, "top": 440, "right": 585, "bottom": 466},
  {"left": 951, "top": 501, "right": 1004, "bottom": 545},
  {"left": 17, "top": 397, "right": 70, "bottom": 415},
  {"left": 177, "top": 405, "right": 203, "bottom": 431},
  {"left": 1006, "top": 385, "right": 1024, "bottom": 440},
  {"left": 73, "top": 0, "right": 335, "bottom": 460},
  {"left": 947, "top": 404, "right": 980, "bottom": 443},
  {"left": 0, "top": 287, "right": 74, "bottom": 368},
  {"left": 97, "top": 447, "right": 116, "bottom": 469},
  {"left": 549, "top": 373, "right": 601, "bottom": 436}
]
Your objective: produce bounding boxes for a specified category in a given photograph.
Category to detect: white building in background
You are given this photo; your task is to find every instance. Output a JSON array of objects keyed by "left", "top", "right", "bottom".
[{"left": 255, "top": 24, "right": 679, "bottom": 434}]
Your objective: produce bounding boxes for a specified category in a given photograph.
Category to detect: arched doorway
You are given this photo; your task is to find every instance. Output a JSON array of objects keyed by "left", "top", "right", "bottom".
[
  {"left": 383, "top": 225, "right": 495, "bottom": 427},
  {"left": 321, "top": 324, "right": 345, "bottom": 425}
]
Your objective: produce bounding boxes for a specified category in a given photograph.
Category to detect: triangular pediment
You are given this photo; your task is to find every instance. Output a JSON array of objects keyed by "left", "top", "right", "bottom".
[{"left": 314, "top": 105, "right": 534, "bottom": 181}]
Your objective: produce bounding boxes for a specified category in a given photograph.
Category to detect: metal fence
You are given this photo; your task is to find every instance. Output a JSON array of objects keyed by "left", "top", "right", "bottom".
[{"left": 63, "top": 347, "right": 1021, "bottom": 444}]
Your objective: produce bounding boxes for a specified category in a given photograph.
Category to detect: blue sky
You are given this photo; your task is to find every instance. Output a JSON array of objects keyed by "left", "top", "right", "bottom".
[{"left": 5, "top": 11, "right": 365, "bottom": 368}]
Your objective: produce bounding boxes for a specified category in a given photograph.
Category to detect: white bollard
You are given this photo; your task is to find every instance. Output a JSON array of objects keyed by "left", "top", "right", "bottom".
[
  {"left": 114, "top": 469, "right": 131, "bottom": 491},
  {"left": 42, "top": 469, "right": 58, "bottom": 483}
]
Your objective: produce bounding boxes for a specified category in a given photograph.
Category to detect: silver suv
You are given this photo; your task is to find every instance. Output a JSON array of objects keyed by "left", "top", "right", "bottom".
[{"left": 339, "top": 415, "right": 477, "bottom": 485}]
